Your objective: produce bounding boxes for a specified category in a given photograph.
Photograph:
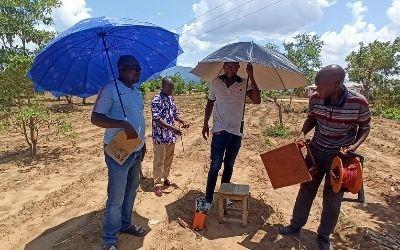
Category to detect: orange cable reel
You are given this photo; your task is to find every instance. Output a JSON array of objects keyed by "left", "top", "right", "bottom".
[{"left": 330, "top": 156, "right": 363, "bottom": 194}]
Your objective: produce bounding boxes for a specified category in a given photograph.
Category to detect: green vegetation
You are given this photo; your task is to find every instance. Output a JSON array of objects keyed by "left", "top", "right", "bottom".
[
  {"left": 0, "top": 0, "right": 60, "bottom": 155},
  {"left": 264, "top": 123, "right": 290, "bottom": 138}
]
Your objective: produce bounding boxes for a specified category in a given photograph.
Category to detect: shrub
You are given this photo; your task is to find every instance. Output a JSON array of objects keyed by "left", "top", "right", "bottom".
[{"left": 264, "top": 123, "right": 290, "bottom": 138}]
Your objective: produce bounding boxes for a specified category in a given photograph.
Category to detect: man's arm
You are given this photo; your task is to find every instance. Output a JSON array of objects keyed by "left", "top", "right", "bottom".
[
  {"left": 202, "top": 99, "right": 215, "bottom": 140},
  {"left": 295, "top": 97, "right": 317, "bottom": 147},
  {"left": 342, "top": 102, "right": 371, "bottom": 154},
  {"left": 298, "top": 116, "right": 317, "bottom": 139},
  {"left": 174, "top": 115, "right": 190, "bottom": 129},
  {"left": 245, "top": 63, "right": 261, "bottom": 104},
  {"left": 91, "top": 85, "right": 138, "bottom": 139},
  {"left": 153, "top": 118, "right": 182, "bottom": 136},
  {"left": 91, "top": 112, "right": 138, "bottom": 139}
]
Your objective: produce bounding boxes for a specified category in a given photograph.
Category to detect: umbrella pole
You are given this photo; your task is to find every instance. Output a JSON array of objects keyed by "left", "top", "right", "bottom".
[
  {"left": 100, "top": 34, "right": 128, "bottom": 121},
  {"left": 240, "top": 77, "right": 250, "bottom": 133}
]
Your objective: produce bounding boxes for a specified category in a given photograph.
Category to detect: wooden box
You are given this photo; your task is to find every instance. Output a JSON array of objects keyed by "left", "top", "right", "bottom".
[{"left": 260, "top": 143, "right": 312, "bottom": 189}]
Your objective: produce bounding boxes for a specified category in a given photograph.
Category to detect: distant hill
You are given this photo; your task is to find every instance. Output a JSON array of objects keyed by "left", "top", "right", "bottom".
[{"left": 158, "top": 66, "right": 201, "bottom": 83}]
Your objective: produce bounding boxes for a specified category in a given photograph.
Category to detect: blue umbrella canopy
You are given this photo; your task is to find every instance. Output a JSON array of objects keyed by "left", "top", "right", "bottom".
[
  {"left": 191, "top": 42, "right": 308, "bottom": 90},
  {"left": 28, "top": 16, "right": 183, "bottom": 98}
]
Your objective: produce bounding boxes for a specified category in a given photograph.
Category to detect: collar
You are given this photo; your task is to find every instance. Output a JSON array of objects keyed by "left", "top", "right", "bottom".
[
  {"left": 159, "top": 91, "right": 170, "bottom": 97},
  {"left": 324, "top": 87, "right": 348, "bottom": 107},
  {"left": 117, "top": 79, "right": 136, "bottom": 90},
  {"left": 218, "top": 74, "right": 243, "bottom": 83}
]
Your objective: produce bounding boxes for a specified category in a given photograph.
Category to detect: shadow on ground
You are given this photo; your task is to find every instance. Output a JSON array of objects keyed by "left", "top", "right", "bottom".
[{"left": 25, "top": 210, "right": 150, "bottom": 250}]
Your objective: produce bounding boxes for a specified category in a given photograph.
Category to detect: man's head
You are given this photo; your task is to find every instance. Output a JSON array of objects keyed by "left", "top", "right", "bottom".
[
  {"left": 223, "top": 62, "right": 240, "bottom": 78},
  {"left": 315, "top": 65, "right": 346, "bottom": 98},
  {"left": 117, "top": 55, "right": 141, "bottom": 85},
  {"left": 161, "top": 77, "right": 174, "bottom": 96}
]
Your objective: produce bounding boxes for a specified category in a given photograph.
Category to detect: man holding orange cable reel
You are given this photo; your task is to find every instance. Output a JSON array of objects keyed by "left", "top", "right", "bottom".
[{"left": 279, "top": 65, "right": 371, "bottom": 250}]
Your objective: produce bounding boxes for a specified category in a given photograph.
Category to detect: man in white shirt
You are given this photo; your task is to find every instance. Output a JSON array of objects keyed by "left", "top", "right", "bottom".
[{"left": 202, "top": 62, "right": 261, "bottom": 212}]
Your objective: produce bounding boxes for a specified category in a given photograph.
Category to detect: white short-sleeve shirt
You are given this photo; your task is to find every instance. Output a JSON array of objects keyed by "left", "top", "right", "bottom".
[{"left": 208, "top": 75, "right": 251, "bottom": 136}]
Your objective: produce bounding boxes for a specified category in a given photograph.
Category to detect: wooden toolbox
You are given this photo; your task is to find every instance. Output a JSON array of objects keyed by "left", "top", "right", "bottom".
[{"left": 260, "top": 143, "right": 312, "bottom": 189}]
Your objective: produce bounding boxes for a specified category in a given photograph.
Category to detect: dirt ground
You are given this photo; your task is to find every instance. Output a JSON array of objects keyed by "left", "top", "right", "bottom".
[{"left": 0, "top": 94, "right": 399, "bottom": 250}]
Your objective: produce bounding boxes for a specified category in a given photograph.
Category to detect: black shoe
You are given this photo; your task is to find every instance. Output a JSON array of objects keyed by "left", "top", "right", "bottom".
[
  {"left": 279, "top": 225, "right": 301, "bottom": 235},
  {"left": 317, "top": 234, "right": 332, "bottom": 250}
]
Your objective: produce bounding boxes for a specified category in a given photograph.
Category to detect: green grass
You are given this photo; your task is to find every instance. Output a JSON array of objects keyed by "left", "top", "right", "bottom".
[
  {"left": 56, "top": 119, "right": 78, "bottom": 139},
  {"left": 0, "top": 121, "right": 6, "bottom": 133},
  {"left": 264, "top": 123, "right": 290, "bottom": 138},
  {"left": 379, "top": 107, "right": 400, "bottom": 120}
]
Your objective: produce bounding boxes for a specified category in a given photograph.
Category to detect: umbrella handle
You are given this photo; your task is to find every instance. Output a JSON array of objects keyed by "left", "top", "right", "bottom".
[
  {"left": 101, "top": 34, "right": 127, "bottom": 121},
  {"left": 240, "top": 76, "right": 250, "bottom": 133}
]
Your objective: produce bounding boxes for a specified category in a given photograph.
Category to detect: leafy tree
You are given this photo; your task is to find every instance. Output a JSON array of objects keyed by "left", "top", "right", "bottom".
[
  {"left": 171, "top": 73, "right": 186, "bottom": 95},
  {"left": 284, "top": 34, "right": 323, "bottom": 97},
  {"left": 0, "top": 0, "right": 61, "bottom": 155},
  {"left": 346, "top": 39, "right": 400, "bottom": 100}
]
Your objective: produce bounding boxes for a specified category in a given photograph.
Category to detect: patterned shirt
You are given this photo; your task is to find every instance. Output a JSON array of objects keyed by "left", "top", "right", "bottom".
[
  {"left": 151, "top": 92, "right": 179, "bottom": 144},
  {"left": 308, "top": 87, "right": 371, "bottom": 152}
]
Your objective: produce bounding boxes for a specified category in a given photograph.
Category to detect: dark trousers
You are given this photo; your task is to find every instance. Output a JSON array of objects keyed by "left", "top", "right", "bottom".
[
  {"left": 205, "top": 130, "right": 242, "bottom": 203},
  {"left": 290, "top": 145, "right": 344, "bottom": 238}
]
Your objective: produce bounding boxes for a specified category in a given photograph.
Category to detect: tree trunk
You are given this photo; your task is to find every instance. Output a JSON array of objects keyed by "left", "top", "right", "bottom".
[
  {"left": 273, "top": 97, "right": 283, "bottom": 126},
  {"left": 29, "top": 117, "right": 37, "bottom": 156},
  {"left": 66, "top": 96, "right": 73, "bottom": 104},
  {"left": 21, "top": 119, "right": 32, "bottom": 151}
]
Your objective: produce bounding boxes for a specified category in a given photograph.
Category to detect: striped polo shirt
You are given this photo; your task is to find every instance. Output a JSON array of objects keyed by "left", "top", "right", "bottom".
[{"left": 309, "top": 87, "right": 371, "bottom": 152}]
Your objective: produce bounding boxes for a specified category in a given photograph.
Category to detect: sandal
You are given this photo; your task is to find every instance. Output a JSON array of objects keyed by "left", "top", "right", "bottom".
[
  {"left": 120, "top": 224, "right": 147, "bottom": 237},
  {"left": 154, "top": 186, "right": 163, "bottom": 197}
]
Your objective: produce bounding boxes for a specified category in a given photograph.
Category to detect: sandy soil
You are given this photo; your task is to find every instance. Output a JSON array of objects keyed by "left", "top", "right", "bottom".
[{"left": 0, "top": 94, "right": 399, "bottom": 250}]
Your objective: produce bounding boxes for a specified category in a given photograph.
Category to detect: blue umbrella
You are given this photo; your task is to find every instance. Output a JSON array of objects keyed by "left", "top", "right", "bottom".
[{"left": 28, "top": 16, "right": 183, "bottom": 100}]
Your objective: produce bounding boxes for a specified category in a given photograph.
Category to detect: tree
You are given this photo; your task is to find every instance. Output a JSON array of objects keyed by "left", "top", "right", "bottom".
[
  {"left": 0, "top": 0, "right": 61, "bottom": 155},
  {"left": 265, "top": 42, "right": 281, "bottom": 52},
  {"left": 283, "top": 34, "right": 324, "bottom": 84},
  {"left": 171, "top": 73, "right": 186, "bottom": 95},
  {"left": 346, "top": 39, "right": 400, "bottom": 100}
]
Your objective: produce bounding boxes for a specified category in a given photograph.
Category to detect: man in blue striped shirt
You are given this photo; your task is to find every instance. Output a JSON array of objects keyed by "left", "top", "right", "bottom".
[{"left": 279, "top": 65, "right": 371, "bottom": 250}]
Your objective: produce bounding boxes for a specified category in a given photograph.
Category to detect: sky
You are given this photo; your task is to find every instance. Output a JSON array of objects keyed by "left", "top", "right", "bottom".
[{"left": 50, "top": 0, "right": 400, "bottom": 68}]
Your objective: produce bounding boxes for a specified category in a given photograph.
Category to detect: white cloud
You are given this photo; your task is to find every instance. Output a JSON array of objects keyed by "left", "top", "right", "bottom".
[
  {"left": 178, "top": 0, "right": 336, "bottom": 66},
  {"left": 320, "top": 1, "right": 399, "bottom": 66},
  {"left": 387, "top": 0, "right": 400, "bottom": 26},
  {"left": 52, "top": 0, "right": 92, "bottom": 31}
]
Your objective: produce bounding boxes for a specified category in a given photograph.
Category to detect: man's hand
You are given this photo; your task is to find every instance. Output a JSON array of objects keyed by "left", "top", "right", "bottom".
[
  {"left": 182, "top": 121, "right": 190, "bottom": 129},
  {"left": 123, "top": 122, "right": 138, "bottom": 139},
  {"left": 294, "top": 133, "right": 306, "bottom": 148},
  {"left": 246, "top": 63, "right": 254, "bottom": 78},
  {"left": 202, "top": 123, "right": 210, "bottom": 140},
  {"left": 340, "top": 144, "right": 358, "bottom": 155},
  {"left": 141, "top": 143, "right": 146, "bottom": 162}
]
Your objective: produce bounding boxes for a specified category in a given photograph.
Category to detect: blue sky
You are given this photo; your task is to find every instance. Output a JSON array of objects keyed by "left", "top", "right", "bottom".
[{"left": 52, "top": 0, "right": 399, "bottom": 67}]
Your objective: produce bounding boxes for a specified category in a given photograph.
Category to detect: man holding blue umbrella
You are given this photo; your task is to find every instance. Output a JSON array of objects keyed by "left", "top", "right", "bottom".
[
  {"left": 92, "top": 55, "right": 147, "bottom": 250},
  {"left": 28, "top": 16, "right": 183, "bottom": 249}
]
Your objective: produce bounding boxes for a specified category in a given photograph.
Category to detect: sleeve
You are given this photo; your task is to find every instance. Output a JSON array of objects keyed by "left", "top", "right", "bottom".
[
  {"left": 172, "top": 99, "right": 179, "bottom": 117},
  {"left": 307, "top": 95, "right": 316, "bottom": 118},
  {"left": 93, "top": 84, "right": 113, "bottom": 115},
  {"left": 207, "top": 80, "right": 216, "bottom": 101},
  {"left": 151, "top": 95, "right": 162, "bottom": 120},
  {"left": 357, "top": 102, "right": 371, "bottom": 130}
]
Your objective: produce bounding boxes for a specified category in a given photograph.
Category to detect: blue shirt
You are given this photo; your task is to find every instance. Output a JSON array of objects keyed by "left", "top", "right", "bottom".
[
  {"left": 93, "top": 80, "right": 146, "bottom": 151},
  {"left": 151, "top": 92, "right": 179, "bottom": 144}
]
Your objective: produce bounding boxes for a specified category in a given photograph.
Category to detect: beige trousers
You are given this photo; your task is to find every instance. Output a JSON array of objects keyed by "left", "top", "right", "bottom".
[{"left": 153, "top": 143, "right": 175, "bottom": 187}]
